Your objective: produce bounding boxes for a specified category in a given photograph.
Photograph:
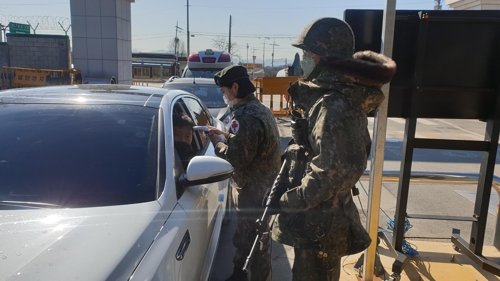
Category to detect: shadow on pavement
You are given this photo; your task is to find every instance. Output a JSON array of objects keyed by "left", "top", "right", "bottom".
[{"left": 209, "top": 207, "right": 293, "bottom": 281}]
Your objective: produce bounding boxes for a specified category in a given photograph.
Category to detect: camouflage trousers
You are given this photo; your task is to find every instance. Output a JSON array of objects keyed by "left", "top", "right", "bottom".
[
  {"left": 292, "top": 247, "right": 341, "bottom": 281},
  {"left": 231, "top": 210, "right": 271, "bottom": 281}
]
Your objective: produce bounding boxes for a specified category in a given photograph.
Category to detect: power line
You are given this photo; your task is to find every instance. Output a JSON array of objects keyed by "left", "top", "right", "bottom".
[
  {"left": 1, "top": 2, "right": 67, "bottom": 5},
  {"left": 192, "top": 2, "right": 432, "bottom": 10}
]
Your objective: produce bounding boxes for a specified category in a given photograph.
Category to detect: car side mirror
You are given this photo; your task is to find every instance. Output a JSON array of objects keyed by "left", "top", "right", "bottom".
[{"left": 178, "top": 156, "right": 233, "bottom": 186}]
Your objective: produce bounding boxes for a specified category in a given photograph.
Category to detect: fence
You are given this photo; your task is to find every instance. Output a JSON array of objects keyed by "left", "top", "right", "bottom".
[
  {"left": 0, "top": 67, "right": 82, "bottom": 90},
  {"left": 253, "top": 76, "right": 303, "bottom": 117}
]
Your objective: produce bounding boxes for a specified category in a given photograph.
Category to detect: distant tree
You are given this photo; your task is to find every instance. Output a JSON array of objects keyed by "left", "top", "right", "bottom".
[
  {"left": 168, "top": 38, "right": 187, "bottom": 57},
  {"left": 212, "top": 36, "right": 240, "bottom": 57},
  {"left": 212, "top": 36, "right": 227, "bottom": 50}
]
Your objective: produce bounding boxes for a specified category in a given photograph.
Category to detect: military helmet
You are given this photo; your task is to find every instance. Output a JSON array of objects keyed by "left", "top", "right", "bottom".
[{"left": 292, "top": 17, "right": 355, "bottom": 59}]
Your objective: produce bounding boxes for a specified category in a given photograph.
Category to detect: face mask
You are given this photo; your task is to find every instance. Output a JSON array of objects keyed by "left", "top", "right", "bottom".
[
  {"left": 174, "top": 141, "right": 191, "bottom": 154},
  {"left": 223, "top": 93, "right": 238, "bottom": 108},
  {"left": 300, "top": 55, "right": 316, "bottom": 77}
]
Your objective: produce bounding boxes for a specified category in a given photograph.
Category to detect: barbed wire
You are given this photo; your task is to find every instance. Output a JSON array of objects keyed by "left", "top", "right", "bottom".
[{"left": 0, "top": 15, "right": 71, "bottom": 31}]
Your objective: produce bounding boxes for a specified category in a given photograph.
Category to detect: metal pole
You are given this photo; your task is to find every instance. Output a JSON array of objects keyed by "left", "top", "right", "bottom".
[
  {"left": 228, "top": 15, "right": 232, "bottom": 54},
  {"left": 186, "top": 0, "right": 190, "bottom": 55},
  {"left": 362, "top": 0, "right": 396, "bottom": 280},
  {"left": 263, "top": 39, "right": 266, "bottom": 72},
  {"left": 174, "top": 21, "right": 179, "bottom": 76},
  {"left": 247, "top": 43, "right": 249, "bottom": 64},
  {"left": 270, "top": 39, "right": 278, "bottom": 68}
]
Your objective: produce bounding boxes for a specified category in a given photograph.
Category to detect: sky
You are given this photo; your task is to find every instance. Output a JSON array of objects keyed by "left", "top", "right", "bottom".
[{"left": 1, "top": 0, "right": 450, "bottom": 65}]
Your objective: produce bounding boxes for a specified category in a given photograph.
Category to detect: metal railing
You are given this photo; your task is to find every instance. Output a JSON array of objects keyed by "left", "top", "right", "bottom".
[{"left": 253, "top": 77, "right": 302, "bottom": 117}]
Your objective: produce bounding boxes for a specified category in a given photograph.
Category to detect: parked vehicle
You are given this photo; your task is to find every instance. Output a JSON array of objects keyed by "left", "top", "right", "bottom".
[
  {"left": 181, "top": 49, "right": 232, "bottom": 78},
  {"left": 162, "top": 78, "right": 232, "bottom": 131},
  {"left": 0, "top": 84, "right": 233, "bottom": 281}
]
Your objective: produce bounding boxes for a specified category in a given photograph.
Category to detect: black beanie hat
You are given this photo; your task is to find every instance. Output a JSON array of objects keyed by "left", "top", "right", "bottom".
[{"left": 214, "top": 65, "right": 256, "bottom": 98}]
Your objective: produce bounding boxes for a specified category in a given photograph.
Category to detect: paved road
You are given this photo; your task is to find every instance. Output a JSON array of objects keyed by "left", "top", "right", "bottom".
[{"left": 210, "top": 116, "right": 500, "bottom": 281}]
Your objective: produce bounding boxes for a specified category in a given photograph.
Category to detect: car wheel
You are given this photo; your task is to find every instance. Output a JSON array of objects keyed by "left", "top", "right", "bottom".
[{"left": 222, "top": 180, "right": 232, "bottom": 227}]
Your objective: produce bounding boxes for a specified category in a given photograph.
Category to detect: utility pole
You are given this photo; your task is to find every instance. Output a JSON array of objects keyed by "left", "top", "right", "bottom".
[
  {"left": 228, "top": 15, "right": 232, "bottom": 54},
  {"left": 174, "top": 21, "right": 183, "bottom": 76},
  {"left": 434, "top": 0, "right": 442, "bottom": 10},
  {"left": 186, "top": 0, "right": 190, "bottom": 55},
  {"left": 262, "top": 41, "right": 265, "bottom": 73},
  {"left": 262, "top": 37, "right": 269, "bottom": 74},
  {"left": 246, "top": 43, "right": 249, "bottom": 64},
  {"left": 270, "top": 39, "right": 278, "bottom": 68}
]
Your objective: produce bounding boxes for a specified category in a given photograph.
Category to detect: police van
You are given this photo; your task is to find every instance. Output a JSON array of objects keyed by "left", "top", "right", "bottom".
[{"left": 181, "top": 49, "right": 232, "bottom": 78}]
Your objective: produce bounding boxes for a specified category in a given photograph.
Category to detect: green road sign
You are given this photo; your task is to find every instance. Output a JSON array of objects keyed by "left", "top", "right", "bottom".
[{"left": 9, "top": 22, "right": 30, "bottom": 34}]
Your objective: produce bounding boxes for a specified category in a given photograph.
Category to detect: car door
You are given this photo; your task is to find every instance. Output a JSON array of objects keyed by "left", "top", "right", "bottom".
[
  {"left": 172, "top": 97, "right": 211, "bottom": 280},
  {"left": 131, "top": 96, "right": 228, "bottom": 281},
  {"left": 181, "top": 97, "right": 220, "bottom": 235},
  {"left": 130, "top": 101, "right": 206, "bottom": 281}
]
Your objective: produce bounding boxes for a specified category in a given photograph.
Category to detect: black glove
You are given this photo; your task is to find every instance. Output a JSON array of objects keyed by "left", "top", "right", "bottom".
[
  {"left": 290, "top": 110, "right": 308, "bottom": 147},
  {"left": 262, "top": 185, "right": 286, "bottom": 215}
]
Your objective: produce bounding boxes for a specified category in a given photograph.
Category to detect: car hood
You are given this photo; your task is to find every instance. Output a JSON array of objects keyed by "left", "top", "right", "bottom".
[{"left": 0, "top": 202, "right": 164, "bottom": 281}]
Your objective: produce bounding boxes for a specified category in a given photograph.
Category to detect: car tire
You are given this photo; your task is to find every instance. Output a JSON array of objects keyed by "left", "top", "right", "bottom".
[{"left": 222, "top": 180, "right": 232, "bottom": 227}]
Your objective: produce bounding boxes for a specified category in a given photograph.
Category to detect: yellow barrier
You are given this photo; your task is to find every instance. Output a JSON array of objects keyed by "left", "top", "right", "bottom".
[
  {"left": 253, "top": 76, "right": 303, "bottom": 117},
  {"left": 1, "top": 67, "right": 82, "bottom": 89}
]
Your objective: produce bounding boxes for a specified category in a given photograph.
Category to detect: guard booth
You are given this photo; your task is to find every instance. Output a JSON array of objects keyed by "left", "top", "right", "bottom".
[{"left": 344, "top": 9, "right": 500, "bottom": 278}]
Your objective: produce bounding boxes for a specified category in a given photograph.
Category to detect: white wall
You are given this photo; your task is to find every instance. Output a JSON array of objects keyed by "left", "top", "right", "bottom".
[
  {"left": 70, "top": 0, "right": 134, "bottom": 84},
  {"left": 446, "top": 0, "right": 500, "bottom": 10}
]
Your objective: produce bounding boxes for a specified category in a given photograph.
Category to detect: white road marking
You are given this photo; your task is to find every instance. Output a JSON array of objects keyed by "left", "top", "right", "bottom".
[
  {"left": 389, "top": 118, "right": 406, "bottom": 124},
  {"left": 417, "top": 119, "right": 438, "bottom": 125},
  {"left": 435, "top": 119, "right": 485, "bottom": 139}
]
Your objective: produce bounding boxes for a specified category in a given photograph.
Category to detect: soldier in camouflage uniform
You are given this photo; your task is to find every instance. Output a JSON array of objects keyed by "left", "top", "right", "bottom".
[
  {"left": 208, "top": 65, "right": 281, "bottom": 281},
  {"left": 267, "top": 18, "right": 397, "bottom": 281}
]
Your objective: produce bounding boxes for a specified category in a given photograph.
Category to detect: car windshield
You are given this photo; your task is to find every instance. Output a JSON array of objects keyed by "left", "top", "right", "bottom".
[
  {"left": 183, "top": 68, "right": 223, "bottom": 78},
  {"left": 0, "top": 104, "right": 159, "bottom": 208},
  {"left": 164, "top": 83, "right": 226, "bottom": 108}
]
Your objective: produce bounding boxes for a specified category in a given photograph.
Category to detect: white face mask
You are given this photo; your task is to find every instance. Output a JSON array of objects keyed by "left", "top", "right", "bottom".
[
  {"left": 223, "top": 93, "right": 238, "bottom": 108},
  {"left": 300, "top": 55, "right": 316, "bottom": 77}
]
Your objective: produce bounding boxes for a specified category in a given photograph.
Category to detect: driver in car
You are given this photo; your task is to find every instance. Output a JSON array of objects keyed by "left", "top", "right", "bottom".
[{"left": 173, "top": 113, "right": 197, "bottom": 170}]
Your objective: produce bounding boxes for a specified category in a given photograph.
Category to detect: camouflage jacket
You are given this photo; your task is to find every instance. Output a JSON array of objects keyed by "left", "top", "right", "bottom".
[
  {"left": 272, "top": 51, "right": 396, "bottom": 257},
  {"left": 215, "top": 94, "right": 281, "bottom": 212}
]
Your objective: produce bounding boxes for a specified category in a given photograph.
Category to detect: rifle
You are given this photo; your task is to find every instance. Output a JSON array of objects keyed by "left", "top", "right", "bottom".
[{"left": 242, "top": 159, "right": 288, "bottom": 274}]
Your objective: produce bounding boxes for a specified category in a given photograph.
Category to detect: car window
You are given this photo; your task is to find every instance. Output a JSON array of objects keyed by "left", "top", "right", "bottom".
[
  {"left": 172, "top": 97, "right": 211, "bottom": 153},
  {"left": 164, "top": 83, "right": 225, "bottom": 108},
  {"left": 0, "top": 104, "right": 159, "bottom": 208}
]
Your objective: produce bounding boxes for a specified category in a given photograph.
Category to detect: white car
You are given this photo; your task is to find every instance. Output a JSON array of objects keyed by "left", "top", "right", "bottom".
[
  {"left": 162, "top": 78, "right": 232, "bottom": 131},
  {"left": 0, "top": 84, "right": 233, "bottom": 281},
  {"left": 181, "top": 49, "right": 232, "bottom": 78}
]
